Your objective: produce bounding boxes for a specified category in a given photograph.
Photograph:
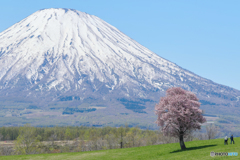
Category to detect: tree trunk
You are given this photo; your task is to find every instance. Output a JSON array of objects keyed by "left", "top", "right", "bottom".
[
  {"left": 179, "top": 134, "right": 186, "bottom": 150},
  {"left": 120, "top": 131, "right": 123, "bottom": 148}
]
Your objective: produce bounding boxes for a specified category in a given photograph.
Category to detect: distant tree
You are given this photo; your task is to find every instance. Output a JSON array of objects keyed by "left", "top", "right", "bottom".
[
  {"left": 49, "top": 134, "right": 57, "bottom": 146},
  {"left": 117, "top": 126, "right": 125, "bottom": 148},
  {"left": 65, "top": 127, "right": 72, "bottom": 141},
  {"left": 206, "top": 124, "right": 219, "bottom": 140},
  {"left": 0, "top": 146, "right": 13, "bottom": 156},
  {"left": 0, "top": 133, "right": 3, "bottom": 141},
  {"left": 105, "top": 134, "right": 116, "bottom": 149},
  {"left": 14, "top": 124, "right": 40, "bottom": 154},
  {"left": 5, "top": 134, "right": 10, "bottom": 142},
  {"left": 155, "top": 87, "right": 206, "bottom": 150},
  {"left": 128, "top": 127, "right": 140, "bottom": 147}
]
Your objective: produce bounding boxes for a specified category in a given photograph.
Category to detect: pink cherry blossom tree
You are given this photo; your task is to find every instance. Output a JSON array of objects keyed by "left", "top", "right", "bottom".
[{"left": 155, "top": 87, "right": 206, "bottom": 150}]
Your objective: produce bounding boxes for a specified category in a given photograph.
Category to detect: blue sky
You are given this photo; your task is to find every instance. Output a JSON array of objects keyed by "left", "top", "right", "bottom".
[{"left": 1, "top": 0, "right": 240, "bottom": 90}]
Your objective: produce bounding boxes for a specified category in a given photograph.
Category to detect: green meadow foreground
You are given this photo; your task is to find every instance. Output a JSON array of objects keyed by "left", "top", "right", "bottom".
[{"left": 1, "top": 137, "right": 239, "bottom": 160}]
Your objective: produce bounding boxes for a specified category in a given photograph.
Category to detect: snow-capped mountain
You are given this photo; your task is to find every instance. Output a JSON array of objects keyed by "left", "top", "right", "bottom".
[{"left": 0, "top": 8, "right": 239, "bottom": 120}]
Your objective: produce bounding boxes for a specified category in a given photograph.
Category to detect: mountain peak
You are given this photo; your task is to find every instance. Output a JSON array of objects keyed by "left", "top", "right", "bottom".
[
  {"left": 37, "top": 8, "right": 89, "bottom": 16},
  {"left": 0, "top": 8, "right": 239, "bottom": 109}
]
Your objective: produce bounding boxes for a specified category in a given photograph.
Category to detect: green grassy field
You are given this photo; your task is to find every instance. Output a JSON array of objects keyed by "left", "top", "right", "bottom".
[{"left": 1, "top": 137, "right": 239, "bottom": 160}]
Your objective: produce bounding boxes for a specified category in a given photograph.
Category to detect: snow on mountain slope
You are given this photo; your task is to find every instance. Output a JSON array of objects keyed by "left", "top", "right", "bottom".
[{"left": 0, "top": 8, "right": 239, "bottom": 109}]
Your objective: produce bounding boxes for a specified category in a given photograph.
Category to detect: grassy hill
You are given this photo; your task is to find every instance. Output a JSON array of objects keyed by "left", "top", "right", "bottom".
[{"left": 1, "top": 137, "right": 239, "bottom": 160}]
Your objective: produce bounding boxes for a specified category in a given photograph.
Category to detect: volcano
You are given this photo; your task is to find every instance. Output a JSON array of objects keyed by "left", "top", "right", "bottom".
[{"left": 0, "top": 8, "right": 239, "bottom": 128}]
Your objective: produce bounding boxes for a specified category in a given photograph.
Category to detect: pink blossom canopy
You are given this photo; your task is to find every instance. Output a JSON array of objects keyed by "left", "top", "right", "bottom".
[{"left": 155, "top": 87, "right": 206, "bottom": 137}]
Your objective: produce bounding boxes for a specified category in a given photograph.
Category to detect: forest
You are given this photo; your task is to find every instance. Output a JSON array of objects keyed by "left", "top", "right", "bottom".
[{"left": 0, "top": 124, "right": 216, "bottom": 156}]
